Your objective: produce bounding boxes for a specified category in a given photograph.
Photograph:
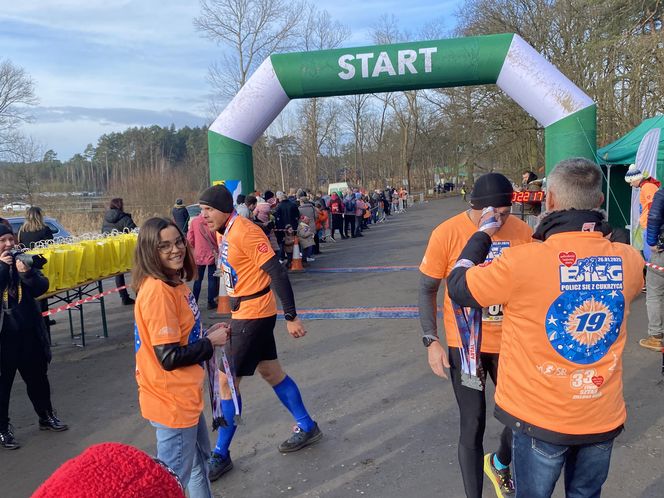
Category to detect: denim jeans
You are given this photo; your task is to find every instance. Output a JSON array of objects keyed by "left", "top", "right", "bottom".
[
  {"left": 512, "top": 430, "right": 614, "bottom": 498},
  {"left": 193, "top": 264, "right": 219, "bottom": 307},
  {"left": 150, "top": 414, "right": 213, "bottom": 498}
]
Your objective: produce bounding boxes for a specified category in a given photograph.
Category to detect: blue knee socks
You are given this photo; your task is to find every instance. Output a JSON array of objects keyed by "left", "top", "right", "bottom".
[
  {"left": 272, "top": 376, "right": 315, "bottom": 432},
  {"left": 213, "top": 397, "right": 242, "bottom": 459}
]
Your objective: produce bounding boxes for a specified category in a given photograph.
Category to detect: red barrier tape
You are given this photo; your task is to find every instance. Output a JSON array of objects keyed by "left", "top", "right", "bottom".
[
  {"left": 41, "top": 286, "right": 127, "bottom": 317},
  {"left": 646, "top": 262, "right": 664, "bottom": 272}
]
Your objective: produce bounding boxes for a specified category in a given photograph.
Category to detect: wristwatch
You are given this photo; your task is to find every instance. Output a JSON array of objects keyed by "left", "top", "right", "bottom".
[
  {"left": 284, "top": 312, "right": 297, "bottom": 322},
  {"left": 422, "top": 335, "right": 439, "bottom": 348}
]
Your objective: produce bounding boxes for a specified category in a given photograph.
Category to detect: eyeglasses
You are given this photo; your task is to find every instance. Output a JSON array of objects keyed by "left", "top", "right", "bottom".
[{"left": 157, "top": 236, "right": 186, "bottom": 254}]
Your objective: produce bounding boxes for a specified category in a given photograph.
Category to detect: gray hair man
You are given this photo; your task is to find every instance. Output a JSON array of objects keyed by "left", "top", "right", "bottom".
[{"left": 447, "top": 158, "right": 644, "bottom": 497}]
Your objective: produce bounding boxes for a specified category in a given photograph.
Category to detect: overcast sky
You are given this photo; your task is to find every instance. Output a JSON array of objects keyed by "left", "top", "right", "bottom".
[{"left": 2, "top": 0, "right": 462, "bottom": 160}]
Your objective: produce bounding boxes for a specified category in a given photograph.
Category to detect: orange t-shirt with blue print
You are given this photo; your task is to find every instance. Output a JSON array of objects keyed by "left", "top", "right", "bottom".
[
  {"left": 464, "top": 231, "right": 644, "bottom": 435},
  {"left": 134, "top": 277, "right": 205, "bottom": 429},
  {"left": 220, "top": 215, "right": 277, "bottom": 319},
  {"left": 419, "top": 212, "right": 533, "bottom": 353}
]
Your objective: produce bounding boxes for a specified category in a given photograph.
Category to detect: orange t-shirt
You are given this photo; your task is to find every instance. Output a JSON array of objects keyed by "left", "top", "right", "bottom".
[
  {"left": 316, "top": 210, "right": 328, "bottom": 230},
  {"left": 639, "top": 182, "right": 659, "bottom": 229},
  {"left": 419, "top": 212, "right": 533, "bottom": 353},
  {"left": 220, "top": 215, "right": 277, "bottom": 319},
  {"left": 465, "top": 231, "right": 644, "bottom": 435},
  {"left": 134, "top": 277, "right": 205, "bottom": 428}
]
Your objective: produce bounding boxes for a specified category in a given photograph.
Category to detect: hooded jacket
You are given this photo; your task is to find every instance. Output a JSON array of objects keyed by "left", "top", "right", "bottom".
[{"left": 101, "top": 209, "right": 137, "bottom": 234}]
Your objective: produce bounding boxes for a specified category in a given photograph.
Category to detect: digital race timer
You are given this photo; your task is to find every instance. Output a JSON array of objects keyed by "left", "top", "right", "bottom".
[{"left": 512, "top": 190, "right": 544, "bottom": 203}]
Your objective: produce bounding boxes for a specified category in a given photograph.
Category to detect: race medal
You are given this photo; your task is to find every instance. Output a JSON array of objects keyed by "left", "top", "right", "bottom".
[{"left": 461, "top": 372, "right": 484, "bottom": 391}]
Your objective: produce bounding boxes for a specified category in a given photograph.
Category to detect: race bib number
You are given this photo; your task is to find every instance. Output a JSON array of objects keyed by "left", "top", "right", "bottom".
[
  {"left": 482, "top": 304, "right": 503, "bottom": 322},
  {"left": 222, "top": 263, "right": 235, "bottom": 295}
]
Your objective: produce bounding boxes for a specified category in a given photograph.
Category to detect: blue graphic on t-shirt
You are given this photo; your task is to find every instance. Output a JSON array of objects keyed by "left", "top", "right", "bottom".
[
  {"left": 486, "top": 240, "right": 510, "bottom": 263},
  {"left": 185, "top": 292, "right": 202, "bottom": 344},
  {"left": 546, "top": 256, "right": 625, "bottom": 364},
  {"left": 134, "top": 323, "right": 141, "bottom": 353}
]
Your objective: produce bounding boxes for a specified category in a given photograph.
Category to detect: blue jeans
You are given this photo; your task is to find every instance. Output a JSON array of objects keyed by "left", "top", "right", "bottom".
[
  {"left": 150, "top": 414, "right": 213, "bottom": 498},
  {"left": 193, "top": 264, "right": 219, "bottom": 307},
  {"left": 512, "top": 430, "right": 614, "bottom": 498}
]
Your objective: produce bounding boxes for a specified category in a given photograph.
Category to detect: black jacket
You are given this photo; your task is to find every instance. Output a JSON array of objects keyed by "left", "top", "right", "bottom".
[
  {"left": 275, "top": 199, "right": 300, "bottom": 230},
  {"left": 101, "top": 209, "right": 137, "bottom": 234},
  {"left": 172, "top": 206, "right": 190, "bottom": 234},
  {"left": 18, "top": 225, "right": 54, "bottom": 247},
  {"left": 0, "top": 262, "right": 51, "bottom": 368},
  {"left": 647, "top": 188, "right": 664, "bottom": 247}
]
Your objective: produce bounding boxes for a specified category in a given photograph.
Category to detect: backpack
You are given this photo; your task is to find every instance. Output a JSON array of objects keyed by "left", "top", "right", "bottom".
[{"left": 344, "top": 198, "right": 356, "bottom": 212}]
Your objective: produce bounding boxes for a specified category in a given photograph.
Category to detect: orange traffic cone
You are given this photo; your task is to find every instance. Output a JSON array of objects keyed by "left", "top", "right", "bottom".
[
  {"left": 290, "top": 236, "right": 304, "bottom": 272},
  {"left": 216, "top": 280, "right": 232, "bottom": 315}
]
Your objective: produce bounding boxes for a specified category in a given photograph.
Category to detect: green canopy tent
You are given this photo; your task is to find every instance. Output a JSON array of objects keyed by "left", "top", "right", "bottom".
[{"left": 597, "top": 115, "right": 664, "bottom": 229}]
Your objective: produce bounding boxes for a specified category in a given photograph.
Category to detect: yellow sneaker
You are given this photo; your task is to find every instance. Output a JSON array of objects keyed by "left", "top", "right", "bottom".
[
  {"left": 639, "top": 336, "right": 663, "bottom": 351},
  {"left": 484, "top": 452, "right": 514, "bottom": 497}
]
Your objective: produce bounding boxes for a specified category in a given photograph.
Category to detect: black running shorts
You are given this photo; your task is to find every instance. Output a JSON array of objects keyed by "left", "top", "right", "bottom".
[{"left": 222, "top": 315, "right": 278, "bottom": 377}]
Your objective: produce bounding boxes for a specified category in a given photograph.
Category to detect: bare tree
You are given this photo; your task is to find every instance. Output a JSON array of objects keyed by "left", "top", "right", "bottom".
[
  {"left": 341, "top": 94, "right": 371, "bottom": 186},
  {"left": 296, "top": 5, "right": 349, "bottom": 189},
  {"left": 0, "top": 60, "right": 38, "bottom": 157},
  {"left": 10, "top": 135, "right": 43, "bottom": 202},
  {"left": 195, "top": 0, "right": 304, "bottom": 102}
]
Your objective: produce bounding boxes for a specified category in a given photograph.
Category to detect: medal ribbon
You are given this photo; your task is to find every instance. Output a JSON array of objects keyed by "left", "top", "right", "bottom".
[
  {"left": 451, "top": 301, "right": 484, "bottom": 390},
  {"left": 204, "top": 328, "right": 227, "bottom": 430},
  {"left": 220, "top": 346, "right": 242, "bottom": 424}
]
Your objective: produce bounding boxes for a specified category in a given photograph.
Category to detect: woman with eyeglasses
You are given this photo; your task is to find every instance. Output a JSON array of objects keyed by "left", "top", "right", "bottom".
[{"left": 132, "top": 217, "right": 229, "bottom": 498}]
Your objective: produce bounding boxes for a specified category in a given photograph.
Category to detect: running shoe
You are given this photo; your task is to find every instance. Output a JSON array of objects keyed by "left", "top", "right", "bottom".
[
  {"left": 208, "top": 452, "right": 233, "bottom": 481},
  {"left": 278, "top": 423, "right": 323, "bottom": 453},
  {"left": 484, "top": 452, "right": 514, "bottom": 497}
]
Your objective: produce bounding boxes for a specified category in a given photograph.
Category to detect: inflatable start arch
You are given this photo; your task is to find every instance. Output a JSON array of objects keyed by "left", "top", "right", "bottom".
[{"left": 208, "top": 33, "right": 596, "bottom": 194}]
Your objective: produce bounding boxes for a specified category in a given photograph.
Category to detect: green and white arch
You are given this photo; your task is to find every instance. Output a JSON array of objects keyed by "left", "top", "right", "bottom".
[{"left": 209, "top": 33, "right": 595, "bottom": 194}]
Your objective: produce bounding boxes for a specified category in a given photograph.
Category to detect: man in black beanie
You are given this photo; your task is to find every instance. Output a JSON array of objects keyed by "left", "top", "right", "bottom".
[
  {"left": 199, "top": 185, "right": 322, "bottom": 481},
  {"left": 417, "top": 172, "right": 532, "bottom": 498}
]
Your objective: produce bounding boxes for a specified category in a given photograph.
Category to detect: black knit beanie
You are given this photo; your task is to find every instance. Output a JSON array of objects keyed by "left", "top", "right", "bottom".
[
  {"left": 199, "top": 185, "right": 234, "bottom": 213},
  {"left": 0, "top": 223, "right": 13, "bottom": 237},
  {"left": 470, "top": 173, "right": 513, "bottom": 209}
]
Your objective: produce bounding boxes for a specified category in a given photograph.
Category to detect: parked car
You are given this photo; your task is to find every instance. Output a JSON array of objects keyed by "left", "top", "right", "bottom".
[
  {"left": 2, "top": 201, "right": 31, "bottom": 212},
  {"left": 6, "top": 216, "right": 72, "bottom": 240},
  {"left": 186, "top": 204, "right": 201, "bottom": 218}
]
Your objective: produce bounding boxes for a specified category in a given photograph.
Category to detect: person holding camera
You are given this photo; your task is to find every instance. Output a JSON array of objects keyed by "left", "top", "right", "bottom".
[{"left": 0, "top": 224, "right": 68, "bottom": 450}]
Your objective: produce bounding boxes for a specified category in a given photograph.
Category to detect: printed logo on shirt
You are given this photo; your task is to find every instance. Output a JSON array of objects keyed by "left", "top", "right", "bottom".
[
  {"left": 257, "top": 242, "right": 269, "bottom": 254},
  {"left": 480, "top": 241, "right": 510, "bottom": 321},
  {"left": 569, "top": 368, "right": 604, "bottom": 399},
  {"left": 479, "top": 240, "right": 510, "bottom": 267},
  {"left": 185, "top": 292, "right": 202, "bottom": 344},
  {"left": 134, "top": 323, "right": 141, "bottom": 353},
  {"left": 536, "top": 361, "right": 568, "bottom": 378},
  {"left": 546, "top": 256, "right": 625, "bottom": 364}
]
